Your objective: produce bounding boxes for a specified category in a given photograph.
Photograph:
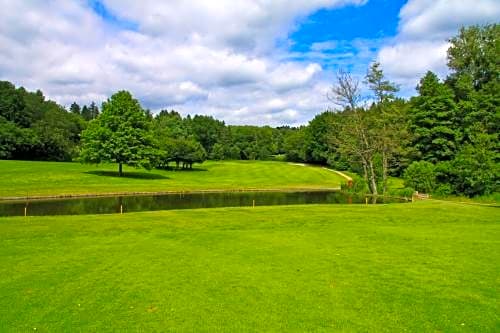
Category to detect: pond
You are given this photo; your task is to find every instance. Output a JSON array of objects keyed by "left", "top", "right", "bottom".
[{"left": 0, "top": 190, "right": 408, "bottom": 217}]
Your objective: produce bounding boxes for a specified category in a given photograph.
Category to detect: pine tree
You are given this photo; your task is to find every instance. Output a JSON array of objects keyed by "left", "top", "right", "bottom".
[
  {"left": 88, "top": 102, "right": 99, "bottom": 120},
  {"left": 409, "top": 72, "right": 461, "bottom": 164},
  {"left": 81, "top": 105, "right": 91, "bottom": 121},
  {"left": 69, "top": 102, "right": 81, "bottom": 115}
]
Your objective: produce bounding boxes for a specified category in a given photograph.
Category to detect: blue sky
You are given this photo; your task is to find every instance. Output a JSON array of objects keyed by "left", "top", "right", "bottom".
[
  {"left": 88, "top": 0, "right": 138, "bottom": 31},
  {"left": 1, "top": 0, "right": 499, "bottom": 125},
  {"left": 291, "top": 0, "right": 406, "bottom": 50}
]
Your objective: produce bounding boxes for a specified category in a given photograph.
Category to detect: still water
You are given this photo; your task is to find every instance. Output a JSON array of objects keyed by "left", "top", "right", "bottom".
[{"left": 0, "top": 191, "right": 407, "bottom": 217}]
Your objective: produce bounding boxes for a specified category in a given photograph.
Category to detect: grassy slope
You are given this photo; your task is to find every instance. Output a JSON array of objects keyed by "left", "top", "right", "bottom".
[
  {"left": 0, "top": 160, "right": 343, "bottom": 198},
  {"left": 0, "top": 202, "right": 498, "bottom": 331}
]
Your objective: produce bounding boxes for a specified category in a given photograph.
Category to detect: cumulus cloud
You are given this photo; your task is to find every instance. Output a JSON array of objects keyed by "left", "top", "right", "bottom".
[
  {"left": 377, "top": 0, "right": 500, "bottom": 93},
  {"left": 101, "top": 0, "right": 366, "bottom": 53},
  {"left": 0, "top": 0, "right": 367, "bottom": 125},
  {"left": 4, "top": 0, "right": 495, "bottom": 124},
  {"left": 378, "top": 41, "right": 450, "bottom": 85}
]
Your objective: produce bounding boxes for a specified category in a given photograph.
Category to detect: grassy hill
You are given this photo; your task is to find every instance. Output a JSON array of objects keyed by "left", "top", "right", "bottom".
[{"left": 0, "top": 160, "right": 344, "bottom": 198}]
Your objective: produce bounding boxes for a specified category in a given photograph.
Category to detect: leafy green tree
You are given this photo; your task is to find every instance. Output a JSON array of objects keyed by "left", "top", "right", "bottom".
[
  {"left": 365, "top": 62, "right": 399, "bottom": 103},
  {"left": 0, "top": 81, "right": 85, "bottom": 161},
  {"left": 447, "top": 24, "right": 499, "bottom": 147},
  {"left": 283, "top": 128, "right": 306, "bottom": 162},
  {"left": 228, "top": 125, "right": 276, "bottom": 160},
  {"left": 158, "top": 138, "right": 206, "bottom": 169},
  {"left": 0, "top": 118, "right": 22, "bottom": 158},
  {"left": 187, "top": 115, "right": 225, "bottom": 154},
  {"left": 450, "top": 134, "right": 498, "bottom": 197},
  {"left": 0, "top": 81, "right": 29, "bottom": 127},
  {"left": 182, "top": 140, "right": 207, "bottom": 168},
  {"left": 228, "top": 146, "right": 241, "bottom": 160},
  {"left": 32, "top": 102, "right": 86, "bottom": 161},
  {"left": 365, "top": 63, "right": 405, "bottom": 193},
  {"left": 210, "top": 143, "right": 226, "bottom": 160},
  {"left": 447, "top": 24, "right": 499, "bottom": 90},
  {"left": 80, "top": 91, "right": 155, "bottom": 176},
  {"left": 304, "top": 111, "right": 340, "bottom": 164},
  {"left": 153, "top": 110, "right": 188, "bottom": 139},
  {"left": 404, "top": 161, "right": 436, "bottom": 193}
]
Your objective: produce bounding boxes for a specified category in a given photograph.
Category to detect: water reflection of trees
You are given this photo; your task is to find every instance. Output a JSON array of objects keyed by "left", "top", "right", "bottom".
[{"left": 0, "top": 191, "right": 406, "bottom": 216}]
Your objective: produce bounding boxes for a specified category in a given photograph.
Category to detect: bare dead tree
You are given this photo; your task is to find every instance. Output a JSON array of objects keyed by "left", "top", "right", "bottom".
[
  {"left": 328, "top": 68, "right": 378, "bottom": 195},
  {"left": 327, "top": 69, "right": 363, "bottom": 110}
]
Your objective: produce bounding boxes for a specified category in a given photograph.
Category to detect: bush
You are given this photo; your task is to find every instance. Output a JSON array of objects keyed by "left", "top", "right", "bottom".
[
  {"left": 272, "top": 154, "right": 287, "bottom": 162},
  {"left": 434, "top": 183, "right": 453, "bottom": 196},
  {"left": 404, "top": 161, "right": 436, "bottom": 193},
  {"left": 341, "top": 173, "right": 369, "bottom": 194},
  {"left": 449, "top": 135, "right": 498, "bottom": 197},
  {"left": 388, "top": 187, "right": 415, "bottom": 198}
]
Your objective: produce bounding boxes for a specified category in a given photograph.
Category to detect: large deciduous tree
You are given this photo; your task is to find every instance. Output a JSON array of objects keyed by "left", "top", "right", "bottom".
[
  {"left": 447, "top": 24, "right": 499, "bottom": 91},
  {"left": 80, "top": 91, "right": 155, "bottom": 176}
]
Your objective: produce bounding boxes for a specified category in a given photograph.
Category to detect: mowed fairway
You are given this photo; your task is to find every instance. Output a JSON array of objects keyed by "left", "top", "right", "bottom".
[
  {"left": 0, "top": 160, "right": 343, "bottom": 198},
  {"left": 0, "top": 202, "right": 498, "bottom": 331}
]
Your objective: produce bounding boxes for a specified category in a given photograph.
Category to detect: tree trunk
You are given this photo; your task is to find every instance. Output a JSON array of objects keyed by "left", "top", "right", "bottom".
[
  {"left": 382, "top": 150, "right": 388, "bottom": 195},
  {"left": 367, "top": 159, "right": 378, "bottom": 195},
  {"left": 361, "top": 157, "right": 368, "bottom": 182},
  {"left": 118, "top": 163, "right": 123, "bottom": 177}
]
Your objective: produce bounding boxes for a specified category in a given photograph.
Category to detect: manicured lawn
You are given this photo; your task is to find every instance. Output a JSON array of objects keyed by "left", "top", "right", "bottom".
[
  {"left": 0, "top": 202, "right": 498, "bottom": 331},
  {"left": 0, "top": 160, "right": 343, "bottom": 198}
]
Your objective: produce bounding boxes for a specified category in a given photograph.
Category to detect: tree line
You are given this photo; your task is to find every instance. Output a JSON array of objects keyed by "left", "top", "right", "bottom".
[{"left": 0, "top": 24, "right": 497, "bottom": 196}]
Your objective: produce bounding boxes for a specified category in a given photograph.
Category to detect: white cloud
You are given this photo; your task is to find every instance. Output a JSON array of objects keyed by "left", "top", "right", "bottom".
[
  {"left": 0, "top": 0, "right": 367, "bottom": 125},
  {"left": 399, "top": 0, "right": 500, "bottom": 39},
  {"left": 101, "top": 0, "right": 367, "bottom": 53},
  {"left": 378, "top": 41, "right": 450, "bottom": 82},
  {"left": 377, "top": 0, "right": 500, "bottom": 93},
  {"left": 310, "top": 40, "right": 338, "bottom": 51}
]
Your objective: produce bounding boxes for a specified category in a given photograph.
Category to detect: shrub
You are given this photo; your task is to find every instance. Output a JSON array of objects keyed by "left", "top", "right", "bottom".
[
  {"left": 341, "top": 173, "right": 368, "bottom": 194},
  {"left": 449, "top": 135, "right": 499, "bottom": 197},
  {"left": 388, "top": 187, "right": 415, "bottom": 198},
  {"left": 434, "top": 183, "right": 453, "bottom": 196},
  {"left": 404, "top": 161, "right": 436, "bottom": 193}
]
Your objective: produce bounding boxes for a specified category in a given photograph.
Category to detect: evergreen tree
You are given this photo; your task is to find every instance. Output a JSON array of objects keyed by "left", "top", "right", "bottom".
[
  {"left": 69, "top": 102, "right": 81, "bottom": 115},
  {"left": 81, "top": 105, "right": 92, "bottom": 121},
  {"left": 409, "top": 72, "right": 461, "bottom": 164},
  {"left": 88, "top": 102, "right": 100, "bottom": 120}
]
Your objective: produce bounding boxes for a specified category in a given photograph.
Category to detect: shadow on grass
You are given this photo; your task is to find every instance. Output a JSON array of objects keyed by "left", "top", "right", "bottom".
[
  {"left": 159, "top": 167, "right": 208, "bottom": 172},
  {"left": 85, "top": 170, "right": 169, "bottom": 180}
]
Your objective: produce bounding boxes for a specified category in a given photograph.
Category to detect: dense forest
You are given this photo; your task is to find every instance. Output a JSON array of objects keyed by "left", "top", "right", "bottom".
[{"left": 1, "top": 25, "right": 498, "bottom": 197}]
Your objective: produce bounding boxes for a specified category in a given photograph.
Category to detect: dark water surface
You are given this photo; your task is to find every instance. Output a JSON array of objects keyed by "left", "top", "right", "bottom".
[{"left": 0, "top": 191, "right": 407, "bottom": 217}]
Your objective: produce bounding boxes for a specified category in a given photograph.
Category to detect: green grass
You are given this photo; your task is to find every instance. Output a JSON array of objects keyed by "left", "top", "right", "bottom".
[
  {"left": 0, "top": 202, "right": 498, "bottom": 331},
  {"left": 0, "top": 160, "right": 343, "bottom": 198}
]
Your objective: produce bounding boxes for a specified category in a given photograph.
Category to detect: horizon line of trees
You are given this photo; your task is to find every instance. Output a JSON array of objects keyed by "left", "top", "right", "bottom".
[{"left": 0, "top": 24, "right": 498, "bottom": 197}]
